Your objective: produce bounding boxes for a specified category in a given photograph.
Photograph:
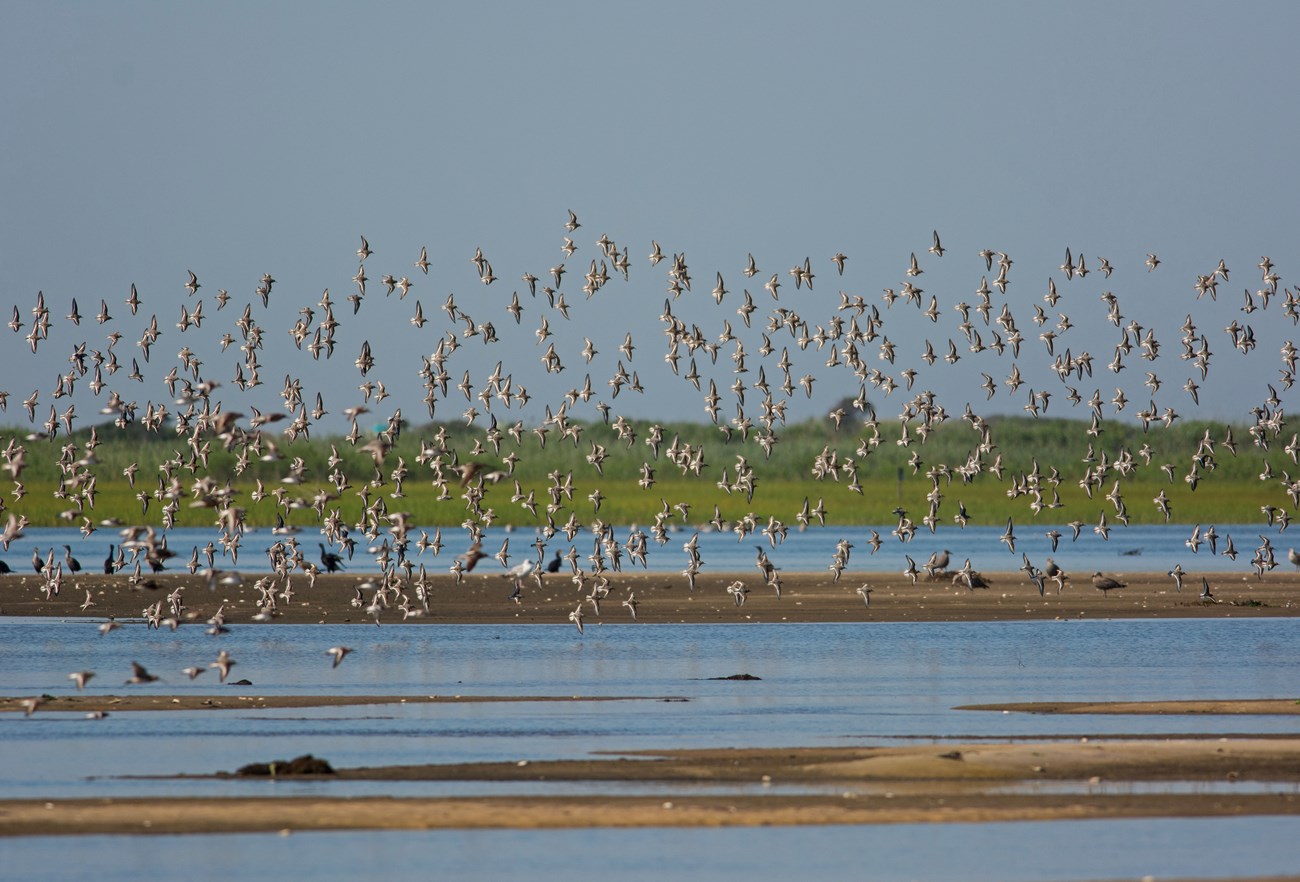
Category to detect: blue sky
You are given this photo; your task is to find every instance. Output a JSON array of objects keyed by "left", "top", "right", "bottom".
[{"left": 2, "top": 1, "right": 1298, "bottom": 434}]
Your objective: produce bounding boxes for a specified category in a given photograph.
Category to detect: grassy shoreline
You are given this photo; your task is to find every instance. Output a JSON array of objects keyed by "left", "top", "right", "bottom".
[{"left": 3, "top": 414, "right": 1292, "bottom": 529}]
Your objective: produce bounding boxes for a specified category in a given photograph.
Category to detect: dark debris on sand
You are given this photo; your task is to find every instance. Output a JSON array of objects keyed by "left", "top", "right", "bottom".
[{"left": 232, "top": 755, "right": 335, "bottom": 777}]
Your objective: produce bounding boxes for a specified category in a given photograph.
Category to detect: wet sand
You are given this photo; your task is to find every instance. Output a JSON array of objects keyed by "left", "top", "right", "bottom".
[
  {"left": 1, "top": 568, "right": 1296, "bottom": 625},
  {"left": 0, "top": 739, "right": 1297, "bottom": 835},
  {"left": 2, "top": 790, "right": 1297, "bottom": 836}
]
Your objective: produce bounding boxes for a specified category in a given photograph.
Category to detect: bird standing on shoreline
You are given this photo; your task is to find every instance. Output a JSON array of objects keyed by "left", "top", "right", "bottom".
[
  {"left": 1043, "top": 558, "right": 1067, "bottom": 593},
  {"left": 545, "top": 550, "right": 563, "bottom": 573},
  {"left": 923, "top": 549, "right": 950, "bottom": 578},
  {"left": 319, "top": 543, "right": 345, "bottom": 573},
  {"left": 1091, "top": 572, "right": 1126, "bottom": 595}
]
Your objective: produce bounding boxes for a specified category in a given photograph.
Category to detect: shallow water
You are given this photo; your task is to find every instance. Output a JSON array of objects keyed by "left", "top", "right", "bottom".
[
  {"left": 3, "top": 617, "right": 1299, "bottom": 880},
  {"left": 2, "top": 618, "right": 1298, "bottom": 800},
  {"left": 9, "top": 818, "right": 1300, "bottom": 882}
]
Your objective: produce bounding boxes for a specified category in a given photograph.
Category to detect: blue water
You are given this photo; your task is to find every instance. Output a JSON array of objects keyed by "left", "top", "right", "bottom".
[
  {"left": 5, "top": 522, "right": 1286, "bottom": 577},
  {"left": 8, "top": 818, "right": 1300, "bottom": 882},
  {"left": 3, "top": 618, "right": 1298, "bottom": 797},
  {"left": 3, "top": 617, "right": 1298, "bottom": 880}
]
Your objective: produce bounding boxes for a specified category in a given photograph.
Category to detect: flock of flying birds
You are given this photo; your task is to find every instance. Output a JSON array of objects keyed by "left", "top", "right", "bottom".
[{"left": 2, "top": 209, "right": 1299, "bottom": 699}]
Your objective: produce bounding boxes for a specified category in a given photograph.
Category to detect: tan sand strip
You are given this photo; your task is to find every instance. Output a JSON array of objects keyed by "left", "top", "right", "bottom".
[
  {"left": 1, "top": 791, "right": 1298, "bottom": 836},
  {"left": 958, "top": 700, "right": 1300, "bottom": 715},
  {"left": 6, "top": 740, "right": 1300, "bottom": 835},
  {"left": 316, "top": 739, "right": 1300, "bottom": 784}
]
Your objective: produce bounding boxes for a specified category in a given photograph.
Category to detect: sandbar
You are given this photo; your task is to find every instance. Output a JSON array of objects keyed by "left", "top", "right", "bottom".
[
  {"left": 1, "top": 569, "right": 1295, "bottom": 625},
  {"left": 1, "top": 739, "right": 1298, "bottom": 835}
]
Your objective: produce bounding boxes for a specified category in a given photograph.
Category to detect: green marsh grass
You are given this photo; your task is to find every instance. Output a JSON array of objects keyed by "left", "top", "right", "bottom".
[{"left": 3, "top": 414, "right": 1290, "bottom": 529}]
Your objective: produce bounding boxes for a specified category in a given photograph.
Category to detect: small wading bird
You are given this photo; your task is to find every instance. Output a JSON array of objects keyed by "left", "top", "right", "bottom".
[
  {"left": 923, "top": 549, "right": 950, "bottom": 578},
  {"left": 503, "top": 559, "right": 538, "bottom": 599},
  {"left": 1043, "top": 558, "right": 1067, "bottom": 593},
  {"left": 955, "top": 567, "right": 990, "bottom": 590}
]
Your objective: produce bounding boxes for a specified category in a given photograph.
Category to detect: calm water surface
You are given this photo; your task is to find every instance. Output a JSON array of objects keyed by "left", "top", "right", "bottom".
[
  {"left": 6, "top": 522, "right": 1282, "bottom": 576},
  {"left": 3, "top": 617, "right": 1298, "bottom": 880},
  {"left": 2, "top": 618, "right": 1298, "bottom": 797},
  {"left": 8, "top": 819, "right": 1300, "bottom": 882}
]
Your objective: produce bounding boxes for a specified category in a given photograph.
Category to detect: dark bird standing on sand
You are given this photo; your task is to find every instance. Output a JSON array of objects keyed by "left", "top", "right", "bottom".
[
  {"left": 319, "top": 543, "right": 345, "bottom": 573},
  {"left": 1091, "top": 572, "right": 1126, "bottom": 595}
]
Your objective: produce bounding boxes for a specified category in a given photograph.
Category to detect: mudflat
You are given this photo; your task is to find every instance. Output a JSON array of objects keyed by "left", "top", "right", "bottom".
[{"left": 1, "top": 569, "right": 1294, "bottom": 625}]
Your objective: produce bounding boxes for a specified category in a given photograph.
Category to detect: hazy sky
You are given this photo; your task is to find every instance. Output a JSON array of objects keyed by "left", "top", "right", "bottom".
[{"left": 2, "top": 1, "right": 1298, "bottom": 435}]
